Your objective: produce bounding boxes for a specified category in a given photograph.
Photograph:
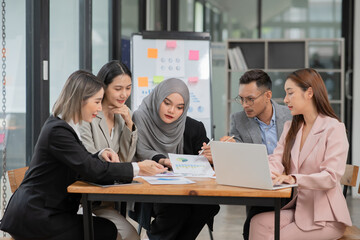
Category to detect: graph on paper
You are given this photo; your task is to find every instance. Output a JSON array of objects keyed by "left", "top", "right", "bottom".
[{"left": 168, "top": 153, "right": 215, "bottom": 177}]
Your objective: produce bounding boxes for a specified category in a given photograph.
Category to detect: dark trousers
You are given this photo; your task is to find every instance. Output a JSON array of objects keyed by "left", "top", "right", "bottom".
[
  {"left": 148, "top": 203, "right": 220, "bottom": 240},
  {"left": 11, "top": 215, "right": 117, "bottom": 240}
]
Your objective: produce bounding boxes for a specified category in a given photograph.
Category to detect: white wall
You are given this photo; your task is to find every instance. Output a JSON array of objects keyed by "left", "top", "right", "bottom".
[{"left": 352, "top": 1, "right": 360, "bottom": 198}]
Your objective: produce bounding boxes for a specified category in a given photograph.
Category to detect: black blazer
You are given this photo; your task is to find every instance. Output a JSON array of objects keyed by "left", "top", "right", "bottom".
[
  {"left": 130, "top": 116, "right": 209, "bottom": 230},
  {"left": 0, "top": 116, "right": 134, "bottom": 239}
]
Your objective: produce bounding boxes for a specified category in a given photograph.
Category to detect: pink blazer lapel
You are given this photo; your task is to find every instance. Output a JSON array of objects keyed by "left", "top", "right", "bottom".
[
  {"left": 291, "top": 125, "right": 302, "bottom": 173},
  {"left": 298, "top": 115, "right": 326, "bottom": 169}
]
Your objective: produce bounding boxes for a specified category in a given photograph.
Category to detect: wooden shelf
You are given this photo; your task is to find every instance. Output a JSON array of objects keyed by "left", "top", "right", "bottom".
[{"left": 225, "top": 38, "right": 345, "bottom": 134}]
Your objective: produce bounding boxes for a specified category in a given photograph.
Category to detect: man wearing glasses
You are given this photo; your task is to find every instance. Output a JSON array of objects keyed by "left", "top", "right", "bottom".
[{"left": 220, "top": 69, "right": 292, "bottom": 240}]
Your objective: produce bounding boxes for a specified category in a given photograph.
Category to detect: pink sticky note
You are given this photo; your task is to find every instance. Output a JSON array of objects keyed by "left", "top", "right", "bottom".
[
  {"left": 189, "top": 50, "right": 199, "bottom": 60},
  {"left": 188, "top": 77, "right": 199, "bottom": 84},
  {"left": 166, "top": 40, "right": 177, "bottom": 48}
]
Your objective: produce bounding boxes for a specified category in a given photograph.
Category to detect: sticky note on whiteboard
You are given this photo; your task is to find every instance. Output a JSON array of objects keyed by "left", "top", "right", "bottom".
[
  {"left": 189, "top": 50, "right": 199, "bottom": 60},
  {"left": 148, "top": 48, "right": 158, "bottom": 58},
  {"left": 153, "top": 76, "right": 164, "bottom": 84},
  {"left": 166, "top": 40, "right": 177, "bottom": 48},
  {"left": 188, "top": 77, "right": 199, "bottom": 84},
  {"left": 138, "top": 77, "right": 149, "bottom": 87}
]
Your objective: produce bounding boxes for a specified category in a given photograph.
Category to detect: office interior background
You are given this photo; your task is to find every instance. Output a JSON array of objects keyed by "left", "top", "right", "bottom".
[{"left": 1, "top": 0, "right": 360, "bottom": 233}]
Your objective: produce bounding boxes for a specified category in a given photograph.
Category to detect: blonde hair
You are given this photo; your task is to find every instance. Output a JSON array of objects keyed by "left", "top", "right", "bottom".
[{"left": 52, "top": 70, "right": 104, "bottom": 122}]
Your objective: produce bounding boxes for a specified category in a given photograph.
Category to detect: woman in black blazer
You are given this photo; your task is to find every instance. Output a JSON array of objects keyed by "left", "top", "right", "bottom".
[{"left": 0, "top": 70, "right": 165, "bottom": 240}]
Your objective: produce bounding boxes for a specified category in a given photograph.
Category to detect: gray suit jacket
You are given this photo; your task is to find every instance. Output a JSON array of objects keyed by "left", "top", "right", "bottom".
[
  {"left": 230, "top": 100, "right": 292, "bottom": 144},
  {"left": 79, "top": 111, "right": 137, "bottom": 162}
]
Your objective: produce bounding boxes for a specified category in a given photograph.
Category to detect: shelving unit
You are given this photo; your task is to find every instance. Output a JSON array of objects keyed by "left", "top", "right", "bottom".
[{"left": 225, "top": 38, "right": 344, "bottom": 134}]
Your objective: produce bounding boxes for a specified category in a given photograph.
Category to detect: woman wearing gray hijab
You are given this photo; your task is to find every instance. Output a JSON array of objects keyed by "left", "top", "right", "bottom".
[{"left": 131, "top": 78, "right": 219, "bottom": 240}]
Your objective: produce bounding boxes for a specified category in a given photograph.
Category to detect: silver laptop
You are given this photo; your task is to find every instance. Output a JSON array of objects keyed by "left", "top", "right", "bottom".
[{"left": 211, "top": 141, "right": 297, "bottom": 190}]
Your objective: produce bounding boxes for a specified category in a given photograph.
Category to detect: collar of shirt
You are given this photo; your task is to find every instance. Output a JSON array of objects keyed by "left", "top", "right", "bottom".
[
  {"left": 68, "top": 120, "right": 82, "bottom": 141},
  {"left": 254, "top": 104, "right": 277, "bottom": 155},
  {"left": 254, "top": 104, "right": 276, "bottom": 127},
  {"left": 57, "top": 114, "right": 82, "bottom": 141}
]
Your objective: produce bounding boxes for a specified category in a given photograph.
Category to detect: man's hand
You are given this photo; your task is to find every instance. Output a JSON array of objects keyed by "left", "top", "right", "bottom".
[{"left": 219, "top": 135, "right": 236, "bottom": 142}]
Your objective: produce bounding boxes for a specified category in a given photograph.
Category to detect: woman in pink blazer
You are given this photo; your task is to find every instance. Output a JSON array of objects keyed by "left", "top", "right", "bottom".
[{"left": 249, "top": 68, "right": 352, "bottom": 240}]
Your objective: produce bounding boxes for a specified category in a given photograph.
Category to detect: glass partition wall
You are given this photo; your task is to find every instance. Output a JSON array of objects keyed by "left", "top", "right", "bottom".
[
  {"left": 193, "top": 0, "right": 343, "bottom": 137},
  {"left": 1, "top": 0, "right": 26, "bottom": 171},
  {"left": 3, "top": 0, "right": 346, "bottom": 175}
]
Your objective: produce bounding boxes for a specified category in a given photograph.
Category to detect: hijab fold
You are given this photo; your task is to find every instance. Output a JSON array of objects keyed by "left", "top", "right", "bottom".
[{"left": 133, "top": 78, "right": 190, "bottom": 161}]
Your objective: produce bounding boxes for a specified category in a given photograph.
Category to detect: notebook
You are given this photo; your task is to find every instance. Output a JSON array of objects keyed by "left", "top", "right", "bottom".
[{"left": 211, "top": 141, "right": 297, "bottom": 190}]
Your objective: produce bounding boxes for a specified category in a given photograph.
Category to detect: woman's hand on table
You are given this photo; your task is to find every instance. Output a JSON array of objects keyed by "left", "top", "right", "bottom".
[
  {"left": 138, "top": 160, "right": 167, "bottom": 176},
  {"left": 159, "top": 158, "right": 172, "bottom": 168}
]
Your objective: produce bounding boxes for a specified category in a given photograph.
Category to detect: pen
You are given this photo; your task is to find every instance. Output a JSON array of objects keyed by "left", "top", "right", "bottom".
[
  {"left": 199, "top": 138, "right": 213, "bottom": 155},
  {"left": 225, "top": 135, "right": 235, "bottom": 142}
]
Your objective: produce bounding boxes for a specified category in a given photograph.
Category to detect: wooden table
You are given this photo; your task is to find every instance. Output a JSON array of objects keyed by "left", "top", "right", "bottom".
[{"left": 68, "top": 178, "right": 292, "bottom": 240}]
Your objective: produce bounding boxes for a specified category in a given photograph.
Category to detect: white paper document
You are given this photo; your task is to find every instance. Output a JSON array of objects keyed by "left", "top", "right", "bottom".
[
  {"left": 142, "top": 176, "right": 195, "bottom": 185},
  {"left": 155, "top": 172, "right": 183, "bottom": 177},
  {"left": 168, "top": 153, "right": 215, "bottom": 177}
]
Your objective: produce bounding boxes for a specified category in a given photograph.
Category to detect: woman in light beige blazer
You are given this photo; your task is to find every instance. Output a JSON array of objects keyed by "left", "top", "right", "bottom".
[
  {"left": 80, "top": 60, "right": 139, "bottom": 240},
  {"left": 249, "top": 68, "right": 351, "bottom": 240}
]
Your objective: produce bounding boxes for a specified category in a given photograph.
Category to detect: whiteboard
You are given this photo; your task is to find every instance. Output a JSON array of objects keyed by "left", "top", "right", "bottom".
[{"left": 131, "top": 32, "right": 213, "bottom": 138}]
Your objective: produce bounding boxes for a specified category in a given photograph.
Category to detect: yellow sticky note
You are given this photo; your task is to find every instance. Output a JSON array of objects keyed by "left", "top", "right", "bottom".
[
  {"left": 148, "top": 48, "right": 158, "bottom": 58},
  {"left": 138, "top": 77, "right": 148, "bottom": 87},
  {"left": 153, "top": 76, "right": 164, "bottom": 84}
]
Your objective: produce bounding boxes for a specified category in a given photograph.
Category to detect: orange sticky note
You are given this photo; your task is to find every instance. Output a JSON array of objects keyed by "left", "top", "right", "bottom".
[
  {"left": 166, "top": 40, "right": 177, "bottom": 48},
  {"left": 138, "top": 77, "right": 149, "bottom": 87},
  {"left": 188, "top": 77, "right": 199, "bottom": 84},
  {"left": 189, "top": 50, "right": 199, "bottom": 60},
  {"left": 147, "top": 48, "right": 158, "bottom": 58}
]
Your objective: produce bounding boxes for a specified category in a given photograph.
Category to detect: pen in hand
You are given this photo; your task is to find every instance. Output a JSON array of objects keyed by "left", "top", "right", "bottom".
[
  {"left": 225, "top": 135, "right": 235, "bottom": 142},
  {"left": 199, "top": 138, "right": 214, "bottom": 155}
]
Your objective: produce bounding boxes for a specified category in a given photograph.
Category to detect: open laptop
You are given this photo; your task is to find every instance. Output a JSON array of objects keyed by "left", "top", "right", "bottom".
[{"left": 211, "top": 141, "right": 297, "bottom": 190}]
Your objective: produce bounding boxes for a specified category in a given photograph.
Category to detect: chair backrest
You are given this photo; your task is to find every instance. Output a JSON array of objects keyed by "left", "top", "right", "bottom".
[
  {"left": 7, "top": 166, "right": 29, "bottom": 193},
  {"left": 340, "top": 164, "right": 359, "bottom": 198}
]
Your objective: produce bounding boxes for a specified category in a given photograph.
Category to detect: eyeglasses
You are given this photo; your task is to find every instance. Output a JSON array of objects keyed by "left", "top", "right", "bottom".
[{"left": 234, "top": 91, "right": 266, "bottom": 106}]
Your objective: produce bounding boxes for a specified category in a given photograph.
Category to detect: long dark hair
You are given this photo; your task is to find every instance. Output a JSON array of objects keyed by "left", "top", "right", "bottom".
[
  {"left": 282, "top": 68, "right": 339, "bottom": 174},
  {"left": 97, "top": 60, "right": 132, "bottom": 87}
]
